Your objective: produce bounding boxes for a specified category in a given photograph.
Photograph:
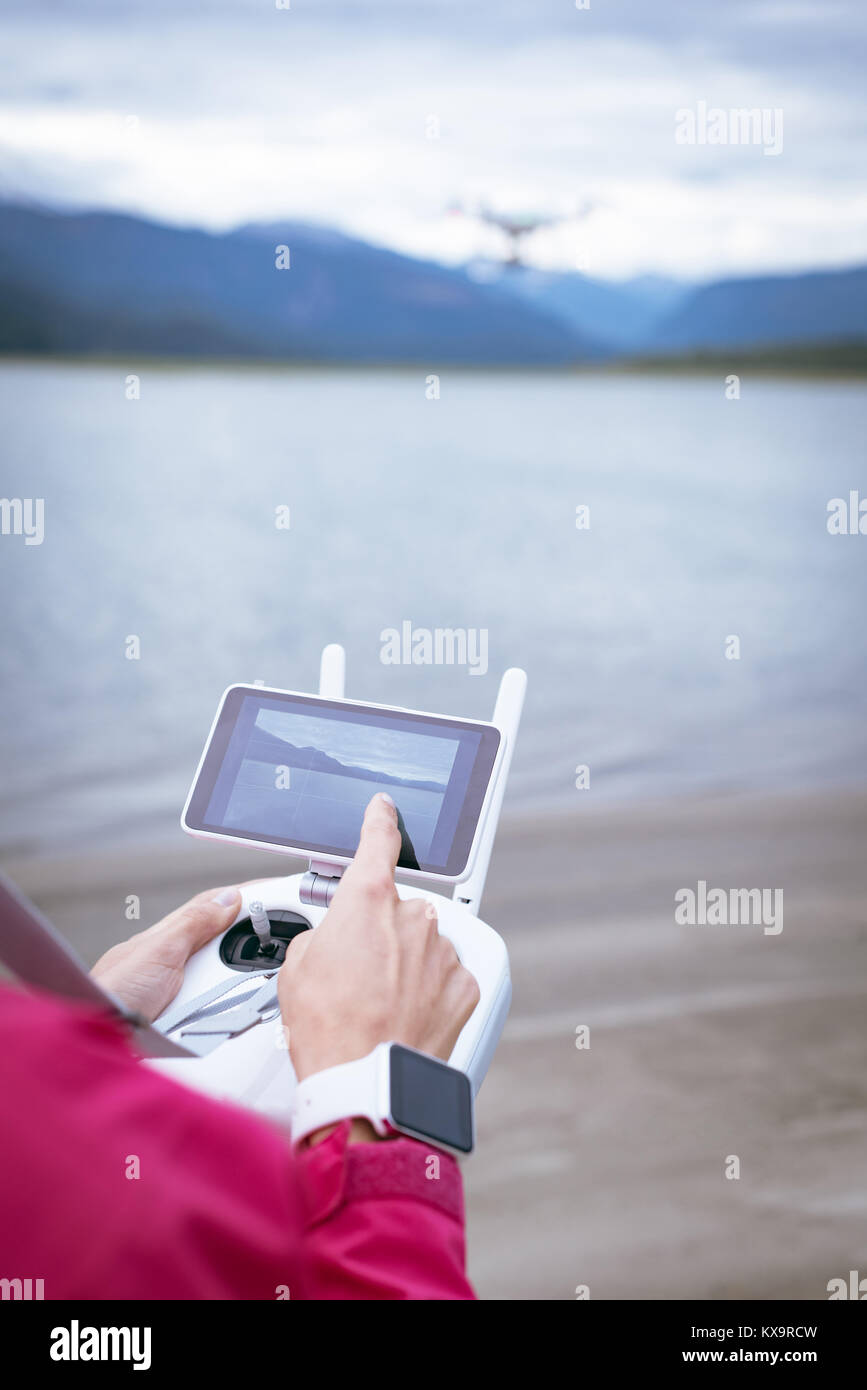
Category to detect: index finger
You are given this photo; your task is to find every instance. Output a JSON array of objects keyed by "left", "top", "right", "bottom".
[{"left": 337, "top": 793, "right": 401, "bottom": 898}]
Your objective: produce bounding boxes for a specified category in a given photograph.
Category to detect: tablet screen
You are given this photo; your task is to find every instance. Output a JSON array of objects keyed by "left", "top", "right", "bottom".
[{"left": 185, "top": 688, "right": 500, "bottom": 876}]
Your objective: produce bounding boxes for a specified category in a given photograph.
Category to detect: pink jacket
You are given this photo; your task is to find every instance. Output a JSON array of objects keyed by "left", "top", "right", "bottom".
[{"left": 0, "top": 984, "right": 476, "bottom": 1300}]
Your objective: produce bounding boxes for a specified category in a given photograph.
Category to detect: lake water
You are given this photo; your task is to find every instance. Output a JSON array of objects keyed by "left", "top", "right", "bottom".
[{"left": 0, "top": 360, "right": 865, "bottom": 857}]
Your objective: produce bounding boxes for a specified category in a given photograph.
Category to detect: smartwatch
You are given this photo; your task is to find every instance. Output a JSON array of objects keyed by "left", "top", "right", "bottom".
[{"left": 291, "top": 1042, "right": 475, "bottom": 1155}]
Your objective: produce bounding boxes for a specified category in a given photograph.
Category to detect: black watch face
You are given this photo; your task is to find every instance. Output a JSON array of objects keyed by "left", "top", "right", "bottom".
[{"left": 389, "top": 1045, "right": 473, "bottom": 1154}]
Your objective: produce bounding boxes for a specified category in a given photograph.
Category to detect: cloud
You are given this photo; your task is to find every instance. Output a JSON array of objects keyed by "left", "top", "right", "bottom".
[{"left": 0, "top": 0, "right": 864, "bottom": 278}]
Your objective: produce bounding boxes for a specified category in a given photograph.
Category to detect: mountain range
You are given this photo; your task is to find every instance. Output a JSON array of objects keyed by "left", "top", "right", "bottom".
[
  {"left": 245, "top": 727, "right": 446, "bottom": 795},
  {"left": 0, "top": 202, "right": 864, "bottom": 365}
]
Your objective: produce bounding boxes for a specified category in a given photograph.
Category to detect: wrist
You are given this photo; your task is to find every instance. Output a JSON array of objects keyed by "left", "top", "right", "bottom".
[
  {"left": 303, "top": 1116, "right": 385, "bottom": 1148},
  {"left": 291, "top": 1043, "right": 474, "bottom": 1156}
]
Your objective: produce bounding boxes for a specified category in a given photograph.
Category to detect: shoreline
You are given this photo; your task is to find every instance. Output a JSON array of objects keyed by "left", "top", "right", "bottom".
[{"left": 2, "top": 353, "right": 866, "bottom": 381}]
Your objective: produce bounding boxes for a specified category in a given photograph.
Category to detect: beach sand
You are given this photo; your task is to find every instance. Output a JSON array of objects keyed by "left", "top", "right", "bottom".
[{"left": 6, "top": 785, "right": 867, "bottom": 1301}]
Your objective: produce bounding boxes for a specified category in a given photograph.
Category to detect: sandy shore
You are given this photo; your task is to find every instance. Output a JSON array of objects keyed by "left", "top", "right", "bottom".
[{"left": 6, "top": 785, "right": 867, "bottom": 1301}]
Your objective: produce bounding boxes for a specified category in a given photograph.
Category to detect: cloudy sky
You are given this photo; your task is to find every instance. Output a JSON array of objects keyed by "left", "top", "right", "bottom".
[{"left": 1, "top": 0, "right": 865, "bottom": 281}]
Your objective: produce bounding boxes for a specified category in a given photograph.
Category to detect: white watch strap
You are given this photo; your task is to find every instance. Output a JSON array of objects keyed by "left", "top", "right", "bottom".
[{"left": 291, "top": 1044, "right": 388, "bottom": 1146}]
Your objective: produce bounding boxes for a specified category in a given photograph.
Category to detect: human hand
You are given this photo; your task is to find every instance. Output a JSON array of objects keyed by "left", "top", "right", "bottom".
[
  {"left": 90, "top": 886, "right": 242, "bottom": 1023},
  {"left": 278, "top": 793, "right": 480, "bottom": 1085}
]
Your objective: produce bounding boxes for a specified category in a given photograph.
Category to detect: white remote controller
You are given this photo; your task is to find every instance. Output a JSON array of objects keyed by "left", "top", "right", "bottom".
[
  {"left": 148, "top": 647, "right": 526, "bottom": 1126},
  {"left": 149, "top": 875, "right": 512, "bottom": 1121}
]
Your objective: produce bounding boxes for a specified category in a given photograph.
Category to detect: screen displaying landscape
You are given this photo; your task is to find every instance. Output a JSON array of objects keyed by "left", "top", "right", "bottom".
[{"left": 215, "top": 707, "right": 460, "bottom": 861}]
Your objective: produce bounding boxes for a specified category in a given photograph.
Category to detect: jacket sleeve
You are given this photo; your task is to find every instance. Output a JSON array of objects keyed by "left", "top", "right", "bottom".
[
  {"left": 0, "top": 984, "right": 475, "bottom": 1301},
  {"left": 294, "top": 1120, "right": 476, "bottom": 1300}
]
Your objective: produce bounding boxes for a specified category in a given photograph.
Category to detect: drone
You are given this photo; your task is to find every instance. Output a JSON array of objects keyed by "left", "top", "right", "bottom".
[{"left": 448, "top": 199, "right": 595, "bottom": 268}]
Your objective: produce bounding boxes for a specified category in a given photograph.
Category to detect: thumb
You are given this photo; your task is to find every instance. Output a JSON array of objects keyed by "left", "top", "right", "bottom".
[{"left": 159, "top": 885, "right": 242, "bottom": 955}]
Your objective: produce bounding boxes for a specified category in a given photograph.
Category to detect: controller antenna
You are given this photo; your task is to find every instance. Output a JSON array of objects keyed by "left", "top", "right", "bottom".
[{"left": 249, "top": 900, "right": 276, "bottom": 954}]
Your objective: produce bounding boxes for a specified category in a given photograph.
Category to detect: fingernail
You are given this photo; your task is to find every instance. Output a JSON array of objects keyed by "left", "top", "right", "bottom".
[
  {"left": 212, "top": 887, "right": 239, "bottom": 906},
  {"left": 377, "top": 793, "right": 396, "bottom": 812}
]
